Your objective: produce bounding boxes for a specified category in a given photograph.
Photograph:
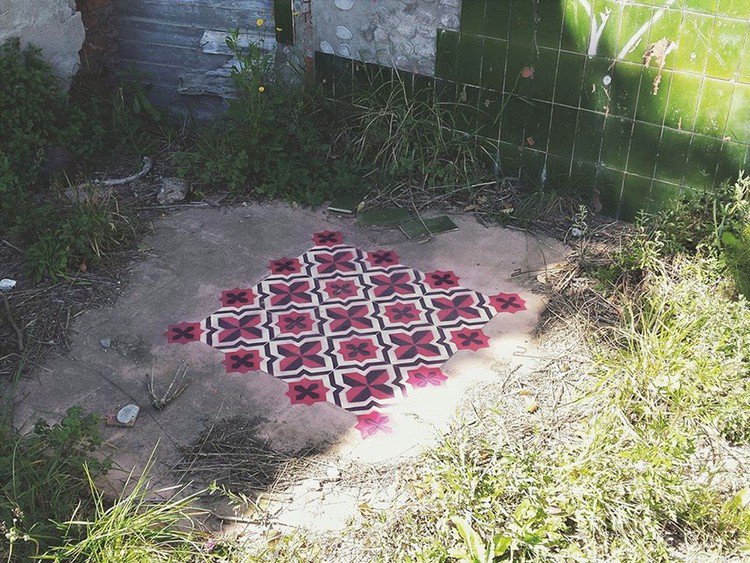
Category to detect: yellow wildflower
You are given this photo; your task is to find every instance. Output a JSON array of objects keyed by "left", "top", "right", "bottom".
[
  {"left": 256, "top": 18, "right": 265, "bottom": 27},
  {"left": 258, "top": 86, "right": 265, "bottom": 93}
]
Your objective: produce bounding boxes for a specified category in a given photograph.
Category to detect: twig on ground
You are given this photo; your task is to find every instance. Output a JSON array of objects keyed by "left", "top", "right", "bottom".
[{"left": 147, "top": 363, "right": 189, "bottom": 410}]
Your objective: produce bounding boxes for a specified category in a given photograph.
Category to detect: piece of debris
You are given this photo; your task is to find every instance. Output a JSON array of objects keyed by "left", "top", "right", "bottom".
[
  {"left": 643, "top": 38, "right": 677, "bottom": 95},
  {"left": 524, "top": 396, "right": 539, "bottom": 413},
  {"left": 400, "top": 215, "right": 459, "bottom": 239},
  {"left": 148, "top": 364, "right": 189, "bottom": 410},
  {"left": 358, "top": 207, "right": 413, "bottom": 226},
  {"left": 99, "top": 338, "right": 112, "bottom": 349},
  {"left": 1, "top": 278, "right": 23, "bottom": 351},
  {"left": 106, "top": 403, "right": 140, "bottom": 427},
  {"left": 328, "top": 191, "right": 366, "bottom": 214},
  {"left": 157, "top": 177, "right": 189, "bottom": 205}
]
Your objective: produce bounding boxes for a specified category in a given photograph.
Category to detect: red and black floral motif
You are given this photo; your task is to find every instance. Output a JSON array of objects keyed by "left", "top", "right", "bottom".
[
  {"left": 405, "top": 366, "right": 448, "bottom": 388},
  {"left": 312, "top": 230, "right": 343, "bottom": 247},
  {"left": 285, "top": 377, "right": 330, "bottom": 406},
  {"left": 490, "top": 292, "right": 527, "bottom": 313},
  {"left": 355, "top": 412, "right": 393, "bottom": 437},
  {"left": 269, "top": 257, "right": 302, "bottom": 275},
  {"left": 220, "top": 288, "right": 256, "bottom": 308},
  {"left": 423, "top": 270, "right": 460, "bottom": 291},
  {"left": 223, "top": 349, "right": 262, "bottom": 374},
  {"left": 366, "top": 249, "right": 399, "bottom": 268},
  {"left": 167, "top": 232, "right": 527, "bottom": 439},
  {"left": 370, "top": 271, "right": 417, "bottom": 299},
  {"left": 166, "top": 322, "right": 202, "bottom": 344},
  {"left": 450, "top": 327, "right": 490, "bottom": 351}
]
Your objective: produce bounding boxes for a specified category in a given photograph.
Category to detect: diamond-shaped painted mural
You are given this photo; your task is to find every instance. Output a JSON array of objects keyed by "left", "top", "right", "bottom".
[{"left": 167, "top": 232, "right": 526, "bottom": 437}]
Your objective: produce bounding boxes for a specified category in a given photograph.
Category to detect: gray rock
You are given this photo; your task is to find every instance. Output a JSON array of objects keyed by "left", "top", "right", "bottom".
[
  {"left": 157, "top": 178, "right": 189, "bottom": 205},
  {"left": 116, "top": 404, "right": 140, "bottom": 425}
]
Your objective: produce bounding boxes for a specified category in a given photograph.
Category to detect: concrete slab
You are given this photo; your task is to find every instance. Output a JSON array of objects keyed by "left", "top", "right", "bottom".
[{"left": 13, "top": 203, "right": 566, "bottom": 491}]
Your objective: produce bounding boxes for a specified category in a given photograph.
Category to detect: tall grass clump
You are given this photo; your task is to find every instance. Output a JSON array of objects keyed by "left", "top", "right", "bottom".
[
  {"left": 344, "top": 69, "right": 493, "bottom": 195},
  {"left": 43, "top": 456, "right": 213, "bottom": 563}
]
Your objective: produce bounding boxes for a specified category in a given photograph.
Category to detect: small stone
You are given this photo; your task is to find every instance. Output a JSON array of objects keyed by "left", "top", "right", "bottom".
[
  {"left": 99, "top": 338, "right": 112, "bottom": 349},
  {"left": 335, "top": 25, "right": 353, "bottom": 40},
  {"left": 439, "top": 13, "right": 460, "bottom": 29},
  {"left": 116, "top": 404, "right": 140, "bottom": 425},
  {"left": 338, "top": 43, "right": 352, "bottom": 57},
  {"left": 320, "top": 40, "right": 335, "bottom": 54},
  {"left": 157, "top": 178, "right": 189, "bottom": 205},
  {"left": 0, "top": 278, "right": 17, "bottom": 292},
  {"left": 333, "top": 0, "right": 354, "bottom": 10}
]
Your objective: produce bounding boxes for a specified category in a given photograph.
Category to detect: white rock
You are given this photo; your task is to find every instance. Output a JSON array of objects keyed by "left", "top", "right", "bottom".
[
  {"left": 335, "top": 25, "right": 353, "bottom": 40},
  {"left": 333, "top": 0, "right": 354, "bottom": 10},
  {"left": 338, "top": 43, "right": 352, "bottom": 57},
  {"left": 0, "top": 279, "right": 17, "bottom": 292},
  {"left": 157, "top": 178, "right": 189, "bottom": 205},
  {"left": 320, "top": 40, "right": 335, "bottom": 54},
  {"left": 116, "top": 404, "right": 140, "bottom": 425}
]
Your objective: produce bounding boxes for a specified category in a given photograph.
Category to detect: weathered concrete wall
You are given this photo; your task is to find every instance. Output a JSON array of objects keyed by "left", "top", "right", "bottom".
[
  {"left": 0, "top": 0, "right": 85, "bottom": 82},
  {"left": 312, "top": 0, "right": 461, "bottom": 76},
  {"left": 112, "top": 0, "right": 276, "bottom": 115}
]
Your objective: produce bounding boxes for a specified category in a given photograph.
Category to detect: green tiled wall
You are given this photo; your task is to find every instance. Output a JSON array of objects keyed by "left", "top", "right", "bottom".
[{"left": 437, "top": 0, "right": 750, "bottom": 219}]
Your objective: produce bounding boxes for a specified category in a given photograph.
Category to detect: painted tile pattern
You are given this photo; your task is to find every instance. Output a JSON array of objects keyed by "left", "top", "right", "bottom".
[{"left": 167, "top": 232, "right": 526, "bottom": 438}]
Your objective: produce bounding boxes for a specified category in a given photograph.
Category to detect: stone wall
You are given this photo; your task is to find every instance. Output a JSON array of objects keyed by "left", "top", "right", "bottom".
[
  {"left": 0, "top": 0, "right": 85, "bottom": 82},
  {"left": 312, "top": 0, "right": 461, "bottom": 77}
]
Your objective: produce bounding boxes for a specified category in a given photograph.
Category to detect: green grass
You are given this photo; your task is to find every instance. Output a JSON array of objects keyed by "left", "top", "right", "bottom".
[{"left": 43, "top": 456, "right": 213, "bottom": 563}]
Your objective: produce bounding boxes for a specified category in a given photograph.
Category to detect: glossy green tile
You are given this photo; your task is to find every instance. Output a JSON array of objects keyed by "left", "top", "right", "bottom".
[
  {"left": 524, "top": 101, "right": 552, "bottom": 150},
  {"left": 499, "top": 95, "right": 528, "bottom": 145},
  {"left": 548, "top": 105, "right": 579, "bottom": 158},
  {"left": 477, "top": 89, "right": 503, "bottom": 139},
  {"left": 481, "top": 38, "right": 507, "bottom": 91},
  {"left": 706, "top": 17, "right": 745, "bottom": 79},
  {"left": 636, "top": 68, "right": 672, "bottom": 123},
  {"left": 718, "top": 0, "right": 750, "bottom": 18},
  {"left": 435, "top": 30, "right": 460, "bottom": 81},
  {"left": 674, "top": 12, "right": 713, "bottom": 73},
  {"left": 620, "top": 174, "right": 653, "bottom": 222},
  {"left": 547, "top": 154, "right": 574, "bottom": 179},
  {"left": 617, "top": 5, "right": 655, "bottom": 64},
  {"left": 509, "top": 0, "right": 537, "bottom": 47},
  {"left": 536, "top": 1, "right": 564, "bottom": 50},
  {"left": 529, "top": 48, "right": 558, "bottom": 102},
  {"left": 555, "top": 52, "right": 585, "bottom": 106},
  {"left": 740, "top": 37, "right": 750, "bottom": 83},
  {"left": 580, "top": 57, "right": 613, "bottom": 112},
  {"left": 717, "top": 141, "right": 748, "bottom": 183},
  {"left": 601, "top": 117, "right": 634, "bottom": 170},
  {"left": 562, "top": 0, "right": 591, "bottom": 53},
  {"left": 505, "top": 42, "right": 536, "bottom": 97},
  {"left": 455, "top": 84, "right": 480, "bottom": 133},
  {"left": 648, "top": 180, "right": 682, "bottom": 214},
  {"left": 685, "top": 135, "right": 722, "bottom": 187},
  {"left": 695, "top": 77, "right": 733, "bottom": 137},
  {"left": 727, "top": 83, "right": 750, "bottom": 144},
  {"left": 574, "top": 110, "right": 606, "bottom": 163},
  {"left": 595, "top": 167, "right": 625, "bottom": 217},
  {"left": 520, "top": 149, "right": 547, "bottom": 185},
  {"left": 570, "top": 160, "right": 598, "bottom": 197},
  {"left": 457, "top": 34, "right": 484, "bottom": 86},
  {"left": 609, "top": 61, "right": 643, "bottom": 119},
  {"left": 460, "top": 0, "right": 486, "bottom": 36},
  {"left": 484, "top": 0, "right": 510, "bottom": 40},
  {"left": 664, "top": 72, "right": 701, "bottom": 131},
  {"left": 628, "top": 122, "right": 662, "bottom": 177},
  {"left": 684, "top": 0, "right": 719, "bottom": 14},
  {"left": 655, "top": 127, "right": 691, "bottom": 183},
  {"left": 497, "top": 141, "right": 522, "bottom": 176}
]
